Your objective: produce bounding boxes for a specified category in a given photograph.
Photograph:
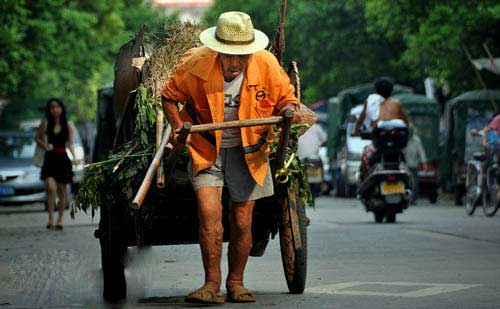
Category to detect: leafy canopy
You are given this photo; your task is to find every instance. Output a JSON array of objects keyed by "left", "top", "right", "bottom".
[{"left": 0, "top": 0, "right": 166, "bottom": 127}]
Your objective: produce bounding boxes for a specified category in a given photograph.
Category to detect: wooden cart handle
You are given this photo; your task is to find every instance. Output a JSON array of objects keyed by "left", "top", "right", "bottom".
[
  {"left": 274, "top": 109, "right": 294, "bottom": 170},
  {"left": 175, "top": 116, "right": 284, "bottom": 134}
]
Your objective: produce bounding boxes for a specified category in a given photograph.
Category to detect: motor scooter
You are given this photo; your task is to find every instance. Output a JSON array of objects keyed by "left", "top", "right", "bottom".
[{"left": 357, "top": 120, "right": 413, "bottom": 223}]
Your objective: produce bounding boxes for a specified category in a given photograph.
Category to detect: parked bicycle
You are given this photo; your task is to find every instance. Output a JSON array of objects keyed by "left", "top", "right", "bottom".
[{"left": 464, "top": 129, "right": 500, "bottom": 216}]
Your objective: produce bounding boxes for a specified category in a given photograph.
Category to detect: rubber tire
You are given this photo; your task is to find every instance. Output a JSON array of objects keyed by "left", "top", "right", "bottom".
[
  {"left": 101, "top": 239, "right": 127, "bottom": 302},
  {"left": 482, "top": 168, "right": 500, "bottom": 217},
  {"left": 385, "top": 210, "right": 396, "bottom": 223},
  {"left": 279, "top": 197, "right": 307, "bottom": 294},
  {"left": 99, "top": 202, "right": 127, "bottom": 302},
  {"left": 455, "top": 184, "right": 465, "bottom": 206},
  {"left": 464, "top": 167, "right": 478, "bottom": 215},
  {"left": 374, "top": 211, "right": 384, "bottom": 223},
  {"left": 429, "top": 188, "right": 438, "bottom": 204}
]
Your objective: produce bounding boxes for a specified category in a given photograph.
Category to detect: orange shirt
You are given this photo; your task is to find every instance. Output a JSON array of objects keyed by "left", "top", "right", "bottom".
[{"left": 161, "top": 46, "right": 299, "bottom": 185}]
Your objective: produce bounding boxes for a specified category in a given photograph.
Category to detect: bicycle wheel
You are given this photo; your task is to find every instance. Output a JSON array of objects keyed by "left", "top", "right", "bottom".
[
  {"left": 464, "top": 164, "right": 479, "bottom": 215},
  {"left": 482, "top": 165, "right": 500, "bottom": 216}
]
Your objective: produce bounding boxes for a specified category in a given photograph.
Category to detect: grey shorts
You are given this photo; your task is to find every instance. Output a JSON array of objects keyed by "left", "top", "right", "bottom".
[{"left": 188, "top": 147, "right": 274, "bottom": 202}]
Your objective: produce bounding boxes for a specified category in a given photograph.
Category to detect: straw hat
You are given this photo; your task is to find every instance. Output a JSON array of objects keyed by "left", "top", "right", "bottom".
[{"left": 199, "top": 11, "right": 269, "bottom": 55}]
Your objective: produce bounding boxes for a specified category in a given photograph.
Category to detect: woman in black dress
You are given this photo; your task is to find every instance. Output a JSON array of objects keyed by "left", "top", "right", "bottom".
[{"left": 35, "top": 98, "right": 77, "bottom": 230}]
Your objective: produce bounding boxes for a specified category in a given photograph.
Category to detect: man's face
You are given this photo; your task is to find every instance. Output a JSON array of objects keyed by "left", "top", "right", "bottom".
[{"left": 219, "top": 53, "right": 250, "bottom": 82}]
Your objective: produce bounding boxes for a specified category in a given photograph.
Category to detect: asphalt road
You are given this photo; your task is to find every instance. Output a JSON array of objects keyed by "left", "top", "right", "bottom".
[{"left": 0, "top": 195, "right": 499, "bottom": 308}]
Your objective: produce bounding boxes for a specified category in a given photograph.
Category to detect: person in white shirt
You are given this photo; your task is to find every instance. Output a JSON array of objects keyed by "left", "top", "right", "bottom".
[{"left": 297, "top": 122, "right": 327, "bottom": 160}]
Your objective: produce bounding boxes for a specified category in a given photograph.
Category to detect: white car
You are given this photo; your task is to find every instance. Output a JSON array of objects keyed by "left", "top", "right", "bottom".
[{"left": 0, "top": 122, "right": 85, "bottom": 205}]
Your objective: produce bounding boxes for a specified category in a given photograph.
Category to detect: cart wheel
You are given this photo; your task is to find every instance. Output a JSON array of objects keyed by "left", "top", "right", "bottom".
[
  {"left": 279, "top": 196, "right": 307, "bottom": 294},
  {"left": 100, "top": 238, "right": 127, "bottom": 302},
  {"left": 99, "top": 201, "right": 127, "bottom": 302}
]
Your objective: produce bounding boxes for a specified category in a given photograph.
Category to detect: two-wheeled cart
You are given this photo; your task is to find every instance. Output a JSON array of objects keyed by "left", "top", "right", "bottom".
[{"left": 93, "top": 107, "right": 308, "bottom": 302}]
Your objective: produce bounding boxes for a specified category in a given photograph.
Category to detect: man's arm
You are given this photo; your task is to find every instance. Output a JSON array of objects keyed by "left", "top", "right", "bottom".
[
  {"left": 397, "top": 101, "right": 410, "bottom": 126},
  {"left": 352, "top": 100, "right": 367, "bottom": 136},
  {"left": 481, "top": 126, "right": 492, "bottom": 147},
  {"left": 162, "top": 96, "right": 186, "bottom": 145},
  {"left": 35, "top": 119, "right": 50, "bottom": 150}
]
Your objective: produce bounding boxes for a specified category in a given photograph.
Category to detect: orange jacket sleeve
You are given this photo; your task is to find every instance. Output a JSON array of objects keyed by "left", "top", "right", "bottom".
[{"left": 161, "top": 48, "right": 199, "bottom": 103}]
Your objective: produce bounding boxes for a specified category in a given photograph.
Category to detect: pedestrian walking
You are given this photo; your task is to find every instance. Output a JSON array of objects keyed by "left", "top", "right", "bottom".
[{"left": 35, "top": 98, "right": 78, "bottom": 230}]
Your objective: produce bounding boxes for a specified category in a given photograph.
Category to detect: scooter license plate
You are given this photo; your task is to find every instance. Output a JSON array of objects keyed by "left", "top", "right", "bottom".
[
  {"left": 380, "top": 181, "right": 404, "bottom": 195},
  {"left": 306, "top": 167, "right": 323, "bottom": 183}
]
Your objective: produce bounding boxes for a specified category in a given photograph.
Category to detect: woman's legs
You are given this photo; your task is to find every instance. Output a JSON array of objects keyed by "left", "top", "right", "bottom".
[
  {"left": 45, "top": 177, "right": 57, "bottom": 226},
  {"left": 56, "top": 183, "right": 68, "bottom": 226}
]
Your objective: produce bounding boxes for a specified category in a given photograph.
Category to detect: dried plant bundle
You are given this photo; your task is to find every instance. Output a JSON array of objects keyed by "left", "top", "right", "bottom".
[{"left": 143, "top": 21, "right": 203, "bottom": 99}]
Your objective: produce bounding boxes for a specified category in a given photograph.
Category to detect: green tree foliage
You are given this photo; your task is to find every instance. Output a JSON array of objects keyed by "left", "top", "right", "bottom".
[
  {"left": 0, "top": 0, "right": 165, "bottom": 127},
  {"left": 365, "top": 0, "right": 500, "bottom": 92},
  {"left": 205, "top": 0, "right": 411, "bottom": 103}
]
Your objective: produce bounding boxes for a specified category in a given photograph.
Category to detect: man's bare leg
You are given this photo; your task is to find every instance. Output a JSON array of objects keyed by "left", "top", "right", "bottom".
[
  {"left": 194, "top": 187, "right": 224, "bottom": 294},
  {"left": 226, "top": 200, "right": 255, "bottom": 298}
]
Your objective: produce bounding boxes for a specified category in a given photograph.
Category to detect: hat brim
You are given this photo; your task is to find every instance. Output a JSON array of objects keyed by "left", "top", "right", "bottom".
[{"left": 199, "top": 27, "right": 269, "bottom": 55}]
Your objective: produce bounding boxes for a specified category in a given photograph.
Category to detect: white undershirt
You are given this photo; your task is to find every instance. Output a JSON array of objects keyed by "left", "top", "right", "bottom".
[
  {"left": 364, "top": 93, "right": 384, "bottom": 130},
  {"left": 221, "top": 72, "right": 244, "bottom": 148}
]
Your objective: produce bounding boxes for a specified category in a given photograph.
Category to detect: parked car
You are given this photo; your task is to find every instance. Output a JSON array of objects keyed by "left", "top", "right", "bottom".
[{"left": 0, "top": 126, "right": 85, "bottom": 205}]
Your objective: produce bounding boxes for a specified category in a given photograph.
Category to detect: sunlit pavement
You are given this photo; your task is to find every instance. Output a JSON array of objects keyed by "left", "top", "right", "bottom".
[{"left": 1, "top": 195, "right": 499, "bottom": 308}]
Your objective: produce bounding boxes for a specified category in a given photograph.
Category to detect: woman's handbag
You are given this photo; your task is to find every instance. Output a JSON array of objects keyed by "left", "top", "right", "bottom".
[
  {"left": 33, "top": 144, "right": 45, "bottom": 167},
  {"left": 33, "top": 133, "right": 48, "bottom": 168}
]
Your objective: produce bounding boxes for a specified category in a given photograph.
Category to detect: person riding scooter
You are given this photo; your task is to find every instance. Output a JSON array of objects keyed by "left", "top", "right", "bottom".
[{"left": 351, "top": 77, "right": 410, "bottom": 181}]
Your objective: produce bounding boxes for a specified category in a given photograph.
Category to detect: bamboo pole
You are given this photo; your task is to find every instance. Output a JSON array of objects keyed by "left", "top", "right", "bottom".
[
  {"left": 156, "top": 108, "right": 165, "bottom": 188},
  {"left": 131, "top": 123, "right": 172, "bottom": 209},
  {"left": 174, "top": 116, "right": 284, "bottom": 134}
]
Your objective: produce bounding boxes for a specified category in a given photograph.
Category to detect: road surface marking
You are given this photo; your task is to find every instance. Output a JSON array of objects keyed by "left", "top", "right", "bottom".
[{"left": 306, "top": 281, "right": 480, "bottom": 297}]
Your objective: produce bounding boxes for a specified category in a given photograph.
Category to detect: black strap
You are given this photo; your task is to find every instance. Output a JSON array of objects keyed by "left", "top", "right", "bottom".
[
  {"left": 185, "top": 102, "right": 216, "bottom": 146},
  {"left": 244, "top": 130, "right": 268, "bottom": 154}
]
